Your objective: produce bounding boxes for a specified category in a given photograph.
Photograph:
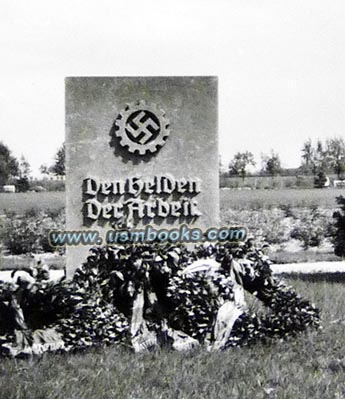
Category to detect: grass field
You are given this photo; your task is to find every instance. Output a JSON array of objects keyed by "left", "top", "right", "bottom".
[
  {"left": 220, "top": 174, "right": 316, "bottom": 190},
  {"left": 0, "top": 192, "right": 65, "bottom": 214},
  {"left": 1, "top": 188, "right": 345, "bottom": 215},
  {"left": 0, "top": 278, "right": 344, "bottom": 399},
  {"left": 220, "top": 188, "right": 345, "bottom": 211}
]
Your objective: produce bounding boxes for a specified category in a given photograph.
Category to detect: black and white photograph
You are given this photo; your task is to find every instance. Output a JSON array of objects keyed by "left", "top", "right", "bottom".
[{"left": 0, "top": 1, "right": 345, "bottom": 398}]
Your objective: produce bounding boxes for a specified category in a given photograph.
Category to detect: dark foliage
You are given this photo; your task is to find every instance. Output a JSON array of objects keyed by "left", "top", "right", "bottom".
[
  {"left": 0, "top": 241, "right": 320, "bottom": 356},
  {"left": 333, "top": 196, "right": 345, "bottom": 257}
]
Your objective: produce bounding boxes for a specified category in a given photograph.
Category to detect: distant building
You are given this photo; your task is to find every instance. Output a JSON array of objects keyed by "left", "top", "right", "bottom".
[
  {"left": 2, "top": 185, "right": 16, "bottom": 193},
  {"left": 43, "top": 173, "right": 66, "bottom": 181},
  {"left": 334, "top": 179, "right": 345, "bottom": 188}
]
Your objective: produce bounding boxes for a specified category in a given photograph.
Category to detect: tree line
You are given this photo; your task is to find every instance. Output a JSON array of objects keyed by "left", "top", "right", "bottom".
[
  {"left": 224, "top": 136, "right": 345, "bottom": 185},
  {"left": 1, "top": 137, "right": 344, "bottom": 191},
  {"left": 0, "top": 142, "right": 65, "bottom": 191}
]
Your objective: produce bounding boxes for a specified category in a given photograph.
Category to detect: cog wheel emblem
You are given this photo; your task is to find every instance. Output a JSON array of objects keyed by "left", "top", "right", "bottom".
[{"left": 115, "top": 101, "right": 170, "bottom": 155}]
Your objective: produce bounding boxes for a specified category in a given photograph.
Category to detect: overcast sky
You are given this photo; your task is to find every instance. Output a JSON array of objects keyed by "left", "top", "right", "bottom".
[{"left": 1, "top": 0, "right": 345, "bottom": 176}]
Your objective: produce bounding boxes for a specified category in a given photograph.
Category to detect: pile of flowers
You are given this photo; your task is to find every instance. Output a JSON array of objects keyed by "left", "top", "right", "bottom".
[{"left": 0, "top": 240, "right": 320, "bottom": 357}]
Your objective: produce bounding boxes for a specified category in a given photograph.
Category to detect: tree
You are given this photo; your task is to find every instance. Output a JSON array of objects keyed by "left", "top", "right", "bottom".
[
  {"left": 18, "top": 156, "right": 31, "bottom": 179},
  {"left": 301, "top": 137, "right": 345, "bottom": 179},
  {"left": 0, "top": 142, "right": 19, "bottom": 185},
  {"left": 300, "top": 139, "right": 315, "bottom": 175},
  {"left": 301, "top": 139, "right": 338, "bottom": 179},
  {"left": 229, "top": 151, "right": 256, "bottom": 182},
  {"left": 326, "top": 137, "right": 345, "bottom": 179},
  {"left": 313, "top": 140, "right": 329, "bottom": 175},
  {"left": 301, "top": 139, "right": 314, "bottom": 167},
  {"left": 17, "top": 155, "right": 31, "bottom": 192},
  {"left": 41, "top": 144, "right": 65, "bottom": 177},
  {"left": 51, "top": 143, "right": 65, "bottom": 176},
  {"left": 39, "top": 164, "right": 50, "bottom": 175},
  {"left": 261, "top": 150, "right": 282, "bottom": 177}
]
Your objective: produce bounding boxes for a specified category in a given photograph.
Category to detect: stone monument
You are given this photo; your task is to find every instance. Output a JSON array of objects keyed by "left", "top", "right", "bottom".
[{"left": 65, "top": 76, "right": 219, "bottom": 277}]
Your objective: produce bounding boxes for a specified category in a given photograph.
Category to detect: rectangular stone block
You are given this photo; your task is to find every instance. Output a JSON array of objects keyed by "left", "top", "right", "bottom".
[{"left": 66, "top": 76, "right": 219, "bottom": 276}]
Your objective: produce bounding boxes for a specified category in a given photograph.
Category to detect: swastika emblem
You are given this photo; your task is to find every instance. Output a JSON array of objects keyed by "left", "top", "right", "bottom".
[
  {"left": 125, "top": 110, "right": 160, "bottom": 145},
  {"left": 115, "top": 101, "right": 170, "bottom": 155}
]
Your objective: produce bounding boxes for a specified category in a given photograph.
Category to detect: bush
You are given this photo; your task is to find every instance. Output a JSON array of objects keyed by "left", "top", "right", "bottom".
[
  {"left": 3, "top": 210, "right": 65, "bottom": 254},
  {"left": 332, "top": 196, "right": 345, "bottom": 257},
  {"left": 314, "top": 170, "right": 327, "bottom": 188},
  {"left": 290, "top": 206, "right": 333, "bottom": 249},
  {"left": 30, "top": 180, "right": 65, "bottom": 192},
  {"left": 279, "top": 204, "right": 295, "bottom": 218},
  {"left": 17, "top": 177, "right": 30, "bottom": 192},
  {"left": 295, "top": 175, "right": 309, "bottom": 188}
]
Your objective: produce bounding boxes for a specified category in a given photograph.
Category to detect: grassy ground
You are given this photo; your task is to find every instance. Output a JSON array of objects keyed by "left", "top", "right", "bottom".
[
  {"left": 0, "top": 278, "right": 344, "bottom": 399},
  {"left": 269, "top": 250, "right": 341, "bottom": 264},
  {"left": 220, "top": 174, "right": 316, "bottom": 190},
  {"left": 220, "top": 188, "right": 345, "bottom": 210},
  {"left": 1, "top": 188, "right": 345, "bottom": 215},
  {"left": 0, "top": 192, "right": 65, "bottom": 214},
  {"left": 220, "top": 174, "right": 343, "bottom": 190}
]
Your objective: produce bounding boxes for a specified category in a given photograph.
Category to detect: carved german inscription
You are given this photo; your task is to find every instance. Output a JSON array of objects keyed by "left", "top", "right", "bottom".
[{"left": 83, "top": 175, "right": 202, "bottom": 223}]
